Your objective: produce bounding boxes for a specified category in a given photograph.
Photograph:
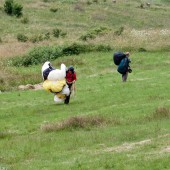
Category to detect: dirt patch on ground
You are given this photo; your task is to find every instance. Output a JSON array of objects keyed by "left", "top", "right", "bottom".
[
  {"left": 18, "top": 83, "right": 43, "bottom": 91},
  {"left": 104, "top": 139, "right": 151, "bottom": 153}
]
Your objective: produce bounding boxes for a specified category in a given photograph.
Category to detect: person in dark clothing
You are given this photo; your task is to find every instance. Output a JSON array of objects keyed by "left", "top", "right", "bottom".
[
  {"left": 117, "top": 52, "right": 132, "bottom": 82},
  {"left": 122, "top": 52, "right": 131, "bottom": 82}
]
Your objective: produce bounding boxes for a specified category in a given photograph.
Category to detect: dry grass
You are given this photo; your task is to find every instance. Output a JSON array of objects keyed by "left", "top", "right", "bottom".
[
  {"left": 0, "top": 28, "right": 169, "bottom": 60},
  {"left": 41, "top": 115, "right": 117, "bottom": 132},
  {"left": 0, "top": 130, "right": 16, "bottom": 139},
  {"left": 25, "top": 1, "right": 50, "bottom": 9},
  {"left": 0, "top": 42, "right": 34, "bottom": 59},
  {"left": 145, "top": 107, "right": 170, "bottom": 122},
  {"left": 153, "top": 107, "right": 170, "bottom": 119},
  {"left": 89, "top": 28, "right": 170, "bottom": 51}
]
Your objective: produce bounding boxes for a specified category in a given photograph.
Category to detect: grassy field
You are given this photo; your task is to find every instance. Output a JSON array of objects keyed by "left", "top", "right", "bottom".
[
  {"left": 0, "top": 51, "right": 170, "bottom": 169},
  {"left": 0, "top": 0, "right": 170, "bottom": 58},
  {"left": 0, "top": 0, "right": 170, "bottom": 169}
]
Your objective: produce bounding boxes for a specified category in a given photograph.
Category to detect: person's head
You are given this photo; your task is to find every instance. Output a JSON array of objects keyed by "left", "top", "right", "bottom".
[
  {"left": 125, "top": 52, "right": 130, "bottom": 57},
  {"left": 68, "top": 66, "right": 74, "bottom": 74}
]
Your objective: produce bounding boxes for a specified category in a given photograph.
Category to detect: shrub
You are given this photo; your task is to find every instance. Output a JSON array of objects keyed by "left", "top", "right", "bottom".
[
  {"left": 52, "top": 28, "right": 61, "bottom": 38},
  {"left": 138, "top": 48, "right": 147, "bottom": 52},
  {"left": 62, "top": 43, "right": 112, "bottom": 55},
  {"left": 17, "top": 33, "right": 28, "bottom": 42},
  {"left": 4, "top": 0, "right": 13, "bottom": 15},
  {"left": 4, "top": 0, "right": 23, "bottom": 17},
  {"left": 114, "top": 26, "right": 124, "bottom": 36},
  {"left": 87, "top": 1, "right": 92, "bottom": 5},
  {"left": 12, "top": 2, "right": 23, "bottom": 17},
  {"left": 11, "top": 46, "right": 63, "bottom": 66},
  {"left": 52, "top": 28, "right": 67, "bottom": 38},
  {"left": 9, "top": 43, "right": 112, "bottom": 66},
  {"left": 93, "top": 0, "right": 98, "bottom": 3},
  {"left": 30, "top": 34, "right": 44, "bottom": 43},
  {"left": 80, "top": 27, "right": 109, "bottom": 41},
  {"left": 44, "top": 32, "right": 50, "bottom": 40},
  {"left": 62, "top": 43, "right": 93, "bottom": 55},
  {"left": 50, "top": 8, "right": 58, "bottom": 12},
  {"left": 20, "top": 16, "right": 29, "bottom": 24}
]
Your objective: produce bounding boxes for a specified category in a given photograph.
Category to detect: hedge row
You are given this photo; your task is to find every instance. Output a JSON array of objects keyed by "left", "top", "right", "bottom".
[{"left": 9, "top": 43, "right": 112, "bottom": 67}]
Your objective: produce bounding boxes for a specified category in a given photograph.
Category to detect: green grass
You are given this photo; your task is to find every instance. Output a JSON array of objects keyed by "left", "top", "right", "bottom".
[
  {"left": 0, "top": 51, "right": 170, "bottom": 169},
  {"left": 0, "top": 0, "right": 170, "bottom": 40},
  {"left": 0, "top": 0, "right": 170, "bottom": 169}
]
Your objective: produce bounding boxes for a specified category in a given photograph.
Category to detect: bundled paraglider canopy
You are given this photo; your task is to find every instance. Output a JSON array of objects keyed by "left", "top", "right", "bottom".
[
  {"left": 113, "top": 52, "right": 126, "bottom": 65},
  {"left": 41, "top": 62, "right": 70, "bottom": 103}
]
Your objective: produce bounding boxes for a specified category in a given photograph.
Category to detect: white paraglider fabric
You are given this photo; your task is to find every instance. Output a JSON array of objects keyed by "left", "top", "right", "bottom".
[{"left": 48, "top": 63, "right": 66, "bottom": 81}]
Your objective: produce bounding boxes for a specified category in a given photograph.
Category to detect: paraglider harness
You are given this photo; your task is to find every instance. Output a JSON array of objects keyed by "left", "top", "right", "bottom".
[
  {"left": 117, "top": 57, "right": 132, "bottom": 74},
  {"left": 42, "top": 64, "right": 55, "bottom": 81}
]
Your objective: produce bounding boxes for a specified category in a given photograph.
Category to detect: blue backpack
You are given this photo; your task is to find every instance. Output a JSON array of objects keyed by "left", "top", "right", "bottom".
[{"left": 117, "top": 57, "right": 130, "bottom": 74}]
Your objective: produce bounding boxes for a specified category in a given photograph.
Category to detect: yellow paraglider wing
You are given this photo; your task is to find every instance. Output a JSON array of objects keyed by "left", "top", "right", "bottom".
[{"left": 43, "top": 79, "right": 66, "bottom": 93}]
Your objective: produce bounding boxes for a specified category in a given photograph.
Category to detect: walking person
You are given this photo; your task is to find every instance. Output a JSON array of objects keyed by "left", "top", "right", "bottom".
[
  {"left": 120, "top": 52, "right": 132, "bottom": 82},
  {"left": 113, "top": 51, "right": 132, "bottom": 82},
  {"left": 64, "top": 66, "right": 77, "bottom": 104}
]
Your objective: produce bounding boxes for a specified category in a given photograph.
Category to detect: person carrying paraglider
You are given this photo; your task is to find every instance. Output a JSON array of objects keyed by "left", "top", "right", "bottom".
[
  {"left": 64, "top": 66, "right": 77, "bottom": 104},
  {"left": 113, "top": 51, "right": 132, "bottom": 82}
]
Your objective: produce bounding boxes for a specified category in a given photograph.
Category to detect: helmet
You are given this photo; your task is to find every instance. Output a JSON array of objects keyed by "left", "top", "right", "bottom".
[{"left": 68, "top": 66, "right": 74, "bottom": 73}]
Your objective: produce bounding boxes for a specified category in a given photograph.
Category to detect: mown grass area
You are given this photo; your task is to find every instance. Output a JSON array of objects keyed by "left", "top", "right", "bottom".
[{"left": 0, "top": 51, "right": 170, "bottom": 169}]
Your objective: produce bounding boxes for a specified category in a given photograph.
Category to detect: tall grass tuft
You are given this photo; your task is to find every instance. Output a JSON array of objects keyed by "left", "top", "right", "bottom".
[
  {"left": 41, "top": 115, "right": 121, "bottom": 132},
  {"left": 41, "top": 115, "right": 107, "bottom": 132},
  {"left": 153, "top": 107, "right": 170, "bottom": 119},
  {"left": 146, "top": 107, "right": 170, "bottom": 122}
]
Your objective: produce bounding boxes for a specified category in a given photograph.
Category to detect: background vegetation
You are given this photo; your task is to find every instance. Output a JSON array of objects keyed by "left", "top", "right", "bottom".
[{"left": 0, "top": 0, "right": 170, "bottom": 169}]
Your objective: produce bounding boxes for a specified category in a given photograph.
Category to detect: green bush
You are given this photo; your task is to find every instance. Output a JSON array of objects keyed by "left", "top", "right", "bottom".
[
  {"left": 52, "top": 28, "right": 67, "bottom": 38},
  {"left": 9, "top": 43, "right": 112, "bottom": 66},
  {"left": 4, "top": 0, "right": 23, "bottom": 17},
  {"left": 50, "top": 8, "right": 58, "bottom": 13},
  {"left": 11, "top": 46, "right": 63, "bottom": 66},
  {"left": 30, "top": 34, "right": 43, "bottom": 43},
  {"left": 52, "top": 28, "right": 62, "bottom": 38},
  {"left": 12, "top": 2, "right": 23, "bottom": 17},
  {"left": 62, "top": 43, "right": 92, "bottom": 55},
  {"left": 4, "top": 0, "right": 13, "bottom": 15},
  {"left": 62, "top": 43, "right": 111, "bottom": 55},
  {"left": 80, "top": 27, "right": 109, "bottom": 41},
  {"left": 17, "top": 33, "right": 28, "bottom": 42}
]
